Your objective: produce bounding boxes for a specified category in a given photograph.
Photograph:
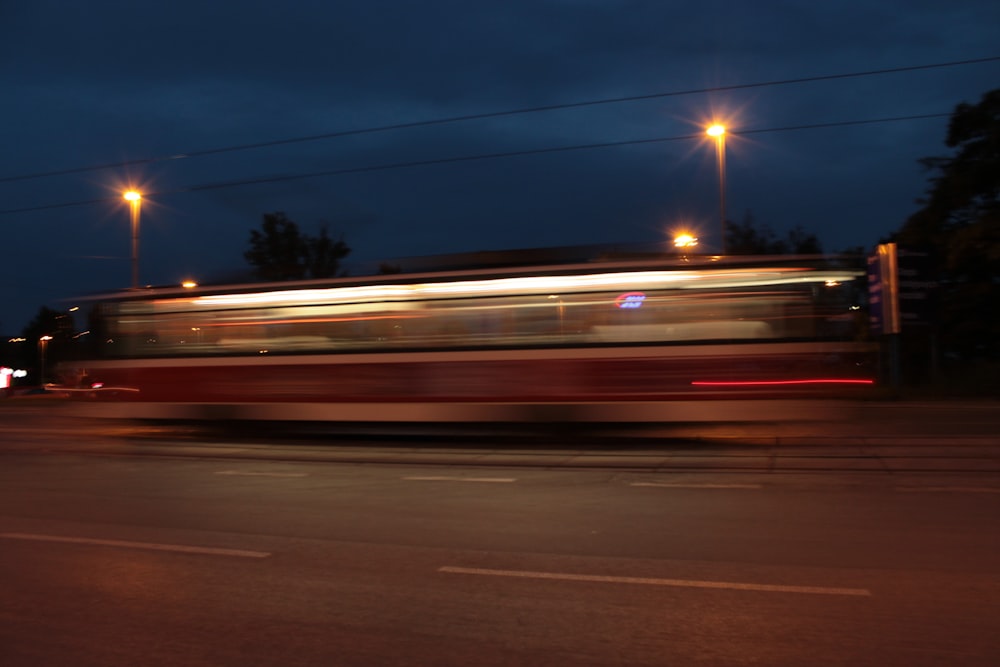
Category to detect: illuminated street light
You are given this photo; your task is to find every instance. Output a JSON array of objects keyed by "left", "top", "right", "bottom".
[
  {"left": 706, "top": 124, "right": 727, "bottom": 253},
  {"left": 673, "top": 233, "right": 699, "bottom": 249},
  {"left": 123, "top": 190, "right": 142, "bottom": 289}
]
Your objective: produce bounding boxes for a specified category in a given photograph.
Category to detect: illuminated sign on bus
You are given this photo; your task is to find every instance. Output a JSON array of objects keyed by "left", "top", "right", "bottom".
[{"left": 615, "top": 292, "right": 646, "bottom": 309}]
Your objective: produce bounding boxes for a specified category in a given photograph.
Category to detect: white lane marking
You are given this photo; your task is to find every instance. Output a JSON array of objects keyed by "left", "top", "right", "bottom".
[
  {"left": 439, "top": 566, "right": 871, "bottom": 597},
  {"left": 404, "top": 476, "right": 517, "bottom": 483},
  {"left": 630, "top": 482, "right": 762, "bottom": 489},
  {"left": 895, "top": 486, "right": 1000, "bottom": 494},
  {"left": 0, "top": 533, "right": 271, "bottom": 558},
  {"left": 215, "top": 470, "right": 308, "bottom": 478}
]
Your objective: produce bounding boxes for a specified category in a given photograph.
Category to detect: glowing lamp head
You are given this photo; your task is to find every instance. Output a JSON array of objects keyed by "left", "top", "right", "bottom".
[
  {"left": 123, "top": 190, "right": 142, "bottom": 202},
  {"left": 673, "top": 233, "right": 699, "bottom": 249},
  {"left": 706, "top": 124, "right": 726, "bottom": 138}
]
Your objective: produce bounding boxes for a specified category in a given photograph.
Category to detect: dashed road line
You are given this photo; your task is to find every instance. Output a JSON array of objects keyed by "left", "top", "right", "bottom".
[
  {"left": 895, "top": 486, "right": 1000, "bottom": 494},
  {"left": 630, "top": 482, "right": 762, "bottom": 489},
  {"left": 0, "top": 532, "right": 271, "bottom": 558},
  {"left": 403, "top": 476, "right": 517, "bottom": 483},
  {"left": 215, "top": 470, "right": 308, "bottom": 477},
  {"left": 439, "top": 566, "right": 871, "bottom": 597}
]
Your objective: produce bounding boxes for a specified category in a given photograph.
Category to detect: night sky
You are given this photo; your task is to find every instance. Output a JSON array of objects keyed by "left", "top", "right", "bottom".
[{"left": 2, "top": 1, "right": 998, "bottom": 334}]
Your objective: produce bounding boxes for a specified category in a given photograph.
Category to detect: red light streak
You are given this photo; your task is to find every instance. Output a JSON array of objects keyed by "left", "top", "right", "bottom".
[{"left": 691, "top": 378, "right": 874, "bottom": 386}]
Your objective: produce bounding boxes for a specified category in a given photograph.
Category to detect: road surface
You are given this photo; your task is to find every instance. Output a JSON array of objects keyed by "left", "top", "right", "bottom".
[{"left": 1, "top": 401, "right": 998, "bottom": 666}]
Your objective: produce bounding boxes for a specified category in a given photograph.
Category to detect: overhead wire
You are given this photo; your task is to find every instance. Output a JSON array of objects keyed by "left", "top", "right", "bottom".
[
  {"left": 182, "top": 113, "right": 953, "bottom": 193},
  {"left": 0, "top": 54, "right": 996, "bottom": 185},
  {"left": 0, "top": 111, "right": 952, "bottom": 215}
]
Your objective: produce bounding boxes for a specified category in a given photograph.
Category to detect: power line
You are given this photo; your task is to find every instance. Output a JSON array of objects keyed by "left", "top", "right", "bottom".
[
  {"left": 1, "top": 55, "right": 996, "bottom": 185},
  {"left": 0, "top": 111, "right": 951, "bottom": 216}
]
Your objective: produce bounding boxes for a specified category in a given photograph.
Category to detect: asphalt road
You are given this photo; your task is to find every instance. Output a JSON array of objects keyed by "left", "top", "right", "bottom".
[{"left": 2, "top": 402, "right": 999, "bottom": 666}]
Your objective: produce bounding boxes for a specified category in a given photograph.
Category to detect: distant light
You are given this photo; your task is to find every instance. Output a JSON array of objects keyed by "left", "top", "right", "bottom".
[
  {"left": 69, "top": 306, "right": 79, "bottom": 312},
  {"left": 825, "top": 280, "right": 841, "bottom": 287},
  {"left": 706, "top": 124, "right": 726, "bottom": 138},
  {"left": 39, "top": 335, "right": 53, "bottom": 342},
  {"left": 8, "top": 337, "right": 26, "bottom": 343},
  {"left": 673, "top": 233, "right": 698, "bottom": 249},
  {"left": 182, "top": 280, "right": 198, "bottom": 289},
  {"left": 123, "top": 190, "right": 142, "bottom": 202},
  {"left": 1, "top": 367, "right": 26, "bottom": 387}
]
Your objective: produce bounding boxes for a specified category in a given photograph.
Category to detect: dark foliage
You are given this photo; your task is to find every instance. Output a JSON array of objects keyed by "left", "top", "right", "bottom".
[
  {"left": 245, "top": 212, "right": 351, "bottom": 281},
  {"left": 14, "top": 306, "right": 75, "bottom": 384},
  {"left": 725, "top": 211, "right": 823, "bottom": 254},
  {"left": 895, "top": 88, "right": 1000, "bottom": 363}
]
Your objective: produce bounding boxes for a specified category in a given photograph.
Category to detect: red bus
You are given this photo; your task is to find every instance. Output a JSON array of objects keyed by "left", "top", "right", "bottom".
[{"left": 58, "top": 255, "right": 876, "bottom": 423}]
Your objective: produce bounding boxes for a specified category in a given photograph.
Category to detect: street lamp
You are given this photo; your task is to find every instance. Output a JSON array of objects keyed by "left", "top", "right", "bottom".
[
  {"left": 38, "top": 335, "right": 53, "bottom": 387},
  {"left": 706, "top": 124, "right": 726, "bottom": 253},
  {"left": 123, "top": 190, "right": 142, "bottom": 288},
  {"left": 673, "top": 233, "right": 699, "bottom": 250}
]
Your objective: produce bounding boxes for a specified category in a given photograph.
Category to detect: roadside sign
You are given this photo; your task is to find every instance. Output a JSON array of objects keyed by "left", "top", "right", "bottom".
[
  {"left": 868, "top": 243, "right": 936, "bottom": 335},
  {"left": 868, "top": 243, "right": 900, "bottom": 335},
  {"left": 897, "top": 248, "right": 934, "bottom": 328}
]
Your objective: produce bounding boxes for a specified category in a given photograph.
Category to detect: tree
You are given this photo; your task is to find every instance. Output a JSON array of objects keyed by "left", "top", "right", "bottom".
[
  {"left": 786, "top": 225, "right": 824, "bottom": 254},
  {"left": 19, "top": 306, "right": 75, "bottom": 384},
  {"left": 244, "top": 212, "right": 307, "bottom": 280},
  {"left": 245, "top": 212, "right": 351, "bottom": 281},
  {"left": 725, "top": 211, "right": 823, "bottom": 254},
  {"left": 21, "top": 306, "right": 73, "bottom": 344},
  {"left": 895, "top": 88, "right": 1000, "bottom": 362},
  {"left": 304, "top": 225, "right": 351, "bottom": 279}
]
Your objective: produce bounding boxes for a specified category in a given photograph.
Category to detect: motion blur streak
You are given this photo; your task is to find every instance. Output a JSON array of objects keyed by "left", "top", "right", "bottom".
[
  {"left": 56, "top": 255, "right": 877, "bottom": 423},
  {"left": 691, "top": 379, "right": 875, "bottom": 386}
]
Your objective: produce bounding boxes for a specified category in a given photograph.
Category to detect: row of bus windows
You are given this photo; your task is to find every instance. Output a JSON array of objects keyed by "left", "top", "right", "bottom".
[{"left": 100, "top": 289, "right": 860, "bottom": 357}]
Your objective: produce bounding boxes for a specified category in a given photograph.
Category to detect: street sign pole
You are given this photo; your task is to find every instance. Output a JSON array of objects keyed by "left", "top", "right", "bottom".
[{"left": 869, "top": 243, "right": 901, "bottom": 393}]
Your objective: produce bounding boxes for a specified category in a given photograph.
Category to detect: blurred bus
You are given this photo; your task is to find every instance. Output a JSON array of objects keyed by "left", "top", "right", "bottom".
[{"left": 57, "top": 255, "right": 876, "bottom": 423}]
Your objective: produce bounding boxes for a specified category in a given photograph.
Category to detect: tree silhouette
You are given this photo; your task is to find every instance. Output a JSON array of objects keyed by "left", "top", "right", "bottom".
[
  {"left": 726, "top": 211, "right": 823, "bottom": 254},
  {"left": 244, "top": 212, "right": 307, "bottom": 280},
  {"left": 304, "top": 225, "right": 351, "bottom": 279},
  {"left": 245, "top": 212, "right": 351, "bottom": 281},
  {"left": 896, "top": 88, "right": 999, "bottom": 362},
  {"left": 19, "top": 306, "right": 74, "bottom": 384}
]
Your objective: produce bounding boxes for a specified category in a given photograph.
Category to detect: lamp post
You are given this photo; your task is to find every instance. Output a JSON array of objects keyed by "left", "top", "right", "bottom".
[
  {"left": 123, "top": 190, "right": 142, "bottom": 288},
  {"left": 706, "top": 124, "right": 726, "bottom": 253},
  {"left": 38, "top": 335, "right": 53, "bottom": 387}
]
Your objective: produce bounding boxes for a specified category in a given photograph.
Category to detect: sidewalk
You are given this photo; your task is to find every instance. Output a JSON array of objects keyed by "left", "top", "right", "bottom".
[
  {"left": 597, "top": 400, "right": 1000, "bottom": 446},
  {"left": 3, "top": 396, "right": 997, "bottom": 446}
]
